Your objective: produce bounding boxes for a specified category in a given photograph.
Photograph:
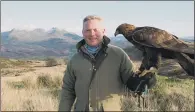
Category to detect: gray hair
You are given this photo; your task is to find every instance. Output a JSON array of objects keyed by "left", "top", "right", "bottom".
[{"left": 83, "top": 15, "right": 103, "bottom": 23}]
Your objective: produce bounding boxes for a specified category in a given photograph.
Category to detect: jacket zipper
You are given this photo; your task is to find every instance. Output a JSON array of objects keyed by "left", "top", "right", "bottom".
[
  {"left": 84, "top": 57, "right": 96, "bottom": 111},
  {"left": 82, "top": 49, "right": 107, "bottom": 111}
]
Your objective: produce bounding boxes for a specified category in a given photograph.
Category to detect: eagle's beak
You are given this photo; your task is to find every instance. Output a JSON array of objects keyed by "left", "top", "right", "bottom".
[{"left": 114, "top": 30, "right": 119, "bottom": 37}]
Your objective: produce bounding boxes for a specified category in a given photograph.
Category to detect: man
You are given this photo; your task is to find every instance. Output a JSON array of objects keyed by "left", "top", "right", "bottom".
[{"left": 58, "top": 15, "right": 156, "bottom": 111}]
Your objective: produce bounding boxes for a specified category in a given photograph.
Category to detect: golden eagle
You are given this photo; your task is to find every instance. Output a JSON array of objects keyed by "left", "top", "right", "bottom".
[{"left": 114, "top": 23, "right": 194, "bottom": 76}]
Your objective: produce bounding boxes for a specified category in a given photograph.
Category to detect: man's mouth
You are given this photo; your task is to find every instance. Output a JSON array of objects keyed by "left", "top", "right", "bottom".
[{"left": 89, "top": 38, "right": 97, "bottom": 41}]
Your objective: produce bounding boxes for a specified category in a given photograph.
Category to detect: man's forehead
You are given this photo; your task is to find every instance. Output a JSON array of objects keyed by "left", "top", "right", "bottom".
[{"left": 83, "top": 20, "right": 104, "bottom": 29}]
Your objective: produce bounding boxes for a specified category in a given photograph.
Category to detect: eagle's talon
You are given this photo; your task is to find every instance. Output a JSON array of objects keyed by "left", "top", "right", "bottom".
[
  {"left": 149, "top": 67, "right": 158, "bottom": 73},
  {"left": 139, "top": 70, "right": 150, "bottom": 77}
]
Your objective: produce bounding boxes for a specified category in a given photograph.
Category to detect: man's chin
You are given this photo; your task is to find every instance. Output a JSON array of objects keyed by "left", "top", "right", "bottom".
[{"left": 88, "top": 42, "right": 99, "bottom": 47}]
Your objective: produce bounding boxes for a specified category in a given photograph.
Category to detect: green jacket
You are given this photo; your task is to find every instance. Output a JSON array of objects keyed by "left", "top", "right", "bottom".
[{"left": 58, "top": 36, "right": 134, "bottom": 111}]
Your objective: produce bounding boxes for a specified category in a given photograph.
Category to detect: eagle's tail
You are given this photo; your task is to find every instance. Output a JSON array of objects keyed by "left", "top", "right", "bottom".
[
  {"left": 175, "top": 52, "right": 194, "bottom": 76},
  {"left": 185, "top": 53, "right": 194, "bottom": 59}
]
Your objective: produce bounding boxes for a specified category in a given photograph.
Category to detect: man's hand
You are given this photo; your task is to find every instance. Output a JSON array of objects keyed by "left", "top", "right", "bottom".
[{"left": 126, "top": 71, "right": 157, "bottom": 93}]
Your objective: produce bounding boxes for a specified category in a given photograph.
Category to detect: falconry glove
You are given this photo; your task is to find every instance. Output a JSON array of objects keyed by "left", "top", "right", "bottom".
[{"left": 126, "top": 71, "right": 157, "bottom": 93}]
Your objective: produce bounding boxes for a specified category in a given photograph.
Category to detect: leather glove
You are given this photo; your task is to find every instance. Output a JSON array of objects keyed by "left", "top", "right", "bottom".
[{"left": 126, "top": 71, "right": 157, "bottom": 93}]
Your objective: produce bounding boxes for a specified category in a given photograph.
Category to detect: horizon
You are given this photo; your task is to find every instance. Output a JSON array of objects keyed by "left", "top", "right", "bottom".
[
  {"left": 1, "top": 27, "right": 194, "bottom": 39},
  {"left": 2, "top": 1, "right": 194, "bottom": 37}
]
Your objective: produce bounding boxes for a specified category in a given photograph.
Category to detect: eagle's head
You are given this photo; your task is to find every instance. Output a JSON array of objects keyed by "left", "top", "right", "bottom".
[{"left": 114, "top": 23, "right": 136, "bottom": 37}]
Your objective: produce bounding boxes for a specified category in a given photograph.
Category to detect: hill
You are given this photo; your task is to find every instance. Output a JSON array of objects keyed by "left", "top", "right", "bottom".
[
  {"left": 1, "top": 28, "right": 194, "bottom": 60},
  {"left": 1, "top": 52, "right": 194, "bottom": 111}
]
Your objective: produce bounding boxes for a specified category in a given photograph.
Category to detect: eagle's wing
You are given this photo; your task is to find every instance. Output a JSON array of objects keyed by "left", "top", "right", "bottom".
[{"left": 131, "top": 27, "right": 194, "bottom": 54}]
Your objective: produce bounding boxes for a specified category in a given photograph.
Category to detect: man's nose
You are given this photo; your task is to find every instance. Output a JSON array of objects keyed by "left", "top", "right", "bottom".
[{"left": 89, "top": 30, "right": 95, "bottom": 36}]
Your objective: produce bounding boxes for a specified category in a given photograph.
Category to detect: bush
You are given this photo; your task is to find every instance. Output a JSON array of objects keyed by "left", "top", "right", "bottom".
[
  {"left": 45, "top": 57, "right": 58, "bottom": 67},
  {"left": 52, "top": 76, "right": 63, "bottom": 88},
  {"left": 37, "top": 75, "right": 53, "bottom": 88},
  {"left": 64, "top": 57, "right": 69, "bottom": 65},
  {"left": 36, "top": 75, "right": 62, "bottom": 89}
]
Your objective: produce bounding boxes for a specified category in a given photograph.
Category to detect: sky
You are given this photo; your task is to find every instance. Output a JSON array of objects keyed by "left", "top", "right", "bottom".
[{"left": 1, "top": 1, "right": 194, "bottom": 37}]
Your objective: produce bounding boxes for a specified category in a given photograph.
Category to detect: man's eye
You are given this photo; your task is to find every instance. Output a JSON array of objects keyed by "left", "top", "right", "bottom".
[
  {"left": 94, "top": 29, "right": 98, "bottom": 32},
  {"left": 85, "top": 29, "right": 98, "bottom": 33}
]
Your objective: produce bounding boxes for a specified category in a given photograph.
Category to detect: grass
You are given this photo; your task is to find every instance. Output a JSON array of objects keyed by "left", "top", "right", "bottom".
[
  {"left": 1, "top": 56, "right": 194, "bottom": 111},
  {"left": 2, "top": 71, "right": 194, "bottom": 111},
  {"left": 36, "top": 74, "right": 62, "bottom": 89},
  {"left": 1, "top": 88, "right": 59, "bottom": 111},
  {"left": 121, "top": 74, "right": 194, "bottom": 111},
  {"left": 2, "top": 74, "right": 63, "bottom": 111},
  {"left": 1, "top": 68, "right": 36, "bottom": 77},
  {"left": 0, "top": 57, "right": 28, "bottom": 68}
]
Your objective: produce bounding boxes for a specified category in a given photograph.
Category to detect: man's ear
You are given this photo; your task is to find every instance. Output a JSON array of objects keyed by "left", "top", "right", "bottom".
[
  {"left": 102, "top": 28, "right": 106, "bottom": 35},
  {"left": 82, "top": 28, "right": 84, "bottom": 35}
]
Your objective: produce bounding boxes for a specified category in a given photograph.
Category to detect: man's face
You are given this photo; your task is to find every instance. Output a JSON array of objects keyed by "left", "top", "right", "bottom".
[{"left": 82, "top": 19, "right": 105, "bottom": 46}]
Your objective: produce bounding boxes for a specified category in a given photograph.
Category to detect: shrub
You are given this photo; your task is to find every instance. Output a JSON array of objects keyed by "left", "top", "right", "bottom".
[
  {"left": 45, "top": 57, "right": 58, "bottom": 67},
  {"left": 37, "top": 75, "right": 53, "bottom": 88},
  {"left": 52, "top": 76, "right": 63, "bottom": 88},
  {"left": 64, "top": 57, "right": 69, "bottom": 65},
  {"left": 36, "top": 75, "right": 62, "bottom": 89}
]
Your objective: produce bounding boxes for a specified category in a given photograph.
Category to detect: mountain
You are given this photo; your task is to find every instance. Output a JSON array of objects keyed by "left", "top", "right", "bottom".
[
  {"left": 179, "top": 36, "right": 194, "bottom": 42},
  {"left": 1, "top": 28, "right": 194, "bottom": 60},
  {"left": 1, "top": 28, "right": 82, "bottom": 59},
  {"left": 5, "top": 27, "right": 81, "bottom": 42}
]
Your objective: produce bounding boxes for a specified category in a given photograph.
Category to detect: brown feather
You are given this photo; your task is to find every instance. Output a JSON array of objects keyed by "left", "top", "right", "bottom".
[
  {"left": 115, "top": 24, "right": 194, "bottom": 54},
  {"left": 115, "top": 23, "right": 194, "bottom": 76}
]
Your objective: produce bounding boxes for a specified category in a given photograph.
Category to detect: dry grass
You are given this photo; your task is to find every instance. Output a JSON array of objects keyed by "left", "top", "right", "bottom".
[
  {"left": 1, "top": 57, "right": 65, "bottom": 111},
  {"left": 1, "top": 74, "right": 63, "bottom": 111},
  {"left": 1, "top": 56, "right": 194, "bottom": 111},
  {"left": 121, "top": 75, "right": 194, "bottom": 111},
  {"left": 1, "top": 68, "right": 36, "bottom": 77},
  {"left": 1, "top": 87, "right": 59, "bottom": 111},
  {"left": 0, "top": 57, "right": 28, "bottom": 68},
  {"left": 36, "top": 74, "right": 63, "bottom": 89}
]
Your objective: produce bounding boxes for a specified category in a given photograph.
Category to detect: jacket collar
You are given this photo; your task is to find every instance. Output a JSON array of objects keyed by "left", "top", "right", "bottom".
[{"left": 76, "top": 35, "right": 111, "bottom": 50}]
